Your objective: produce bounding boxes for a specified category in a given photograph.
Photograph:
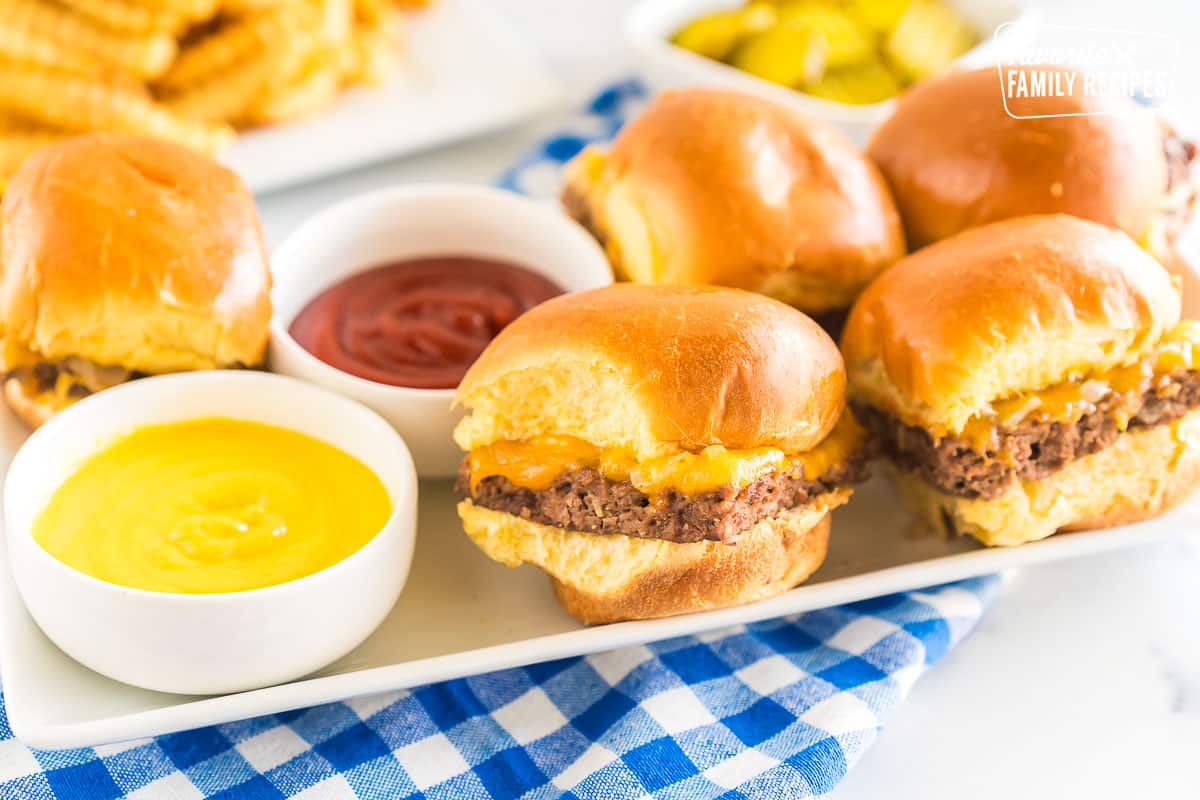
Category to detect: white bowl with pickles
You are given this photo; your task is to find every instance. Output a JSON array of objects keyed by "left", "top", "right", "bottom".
[{"left": 628, "top": 0, "right": 1039, "bottom": 142}]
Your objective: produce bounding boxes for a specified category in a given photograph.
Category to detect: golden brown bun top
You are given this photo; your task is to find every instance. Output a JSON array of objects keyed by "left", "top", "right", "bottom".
[
  {"left": 1, "top": 133, "right": 271, "bottom": 372},
  {"left": 566, "top": 88, "right": 904, "bottom": 312},
  {"left": 841, "top": 214, "right": 1181, "bottom": 434},
  {"left": 867, "top": 67, "right": 1169, "bottom": 249},
  {"left": 455, "top": 283, "right": 845, "bottom": 458}
]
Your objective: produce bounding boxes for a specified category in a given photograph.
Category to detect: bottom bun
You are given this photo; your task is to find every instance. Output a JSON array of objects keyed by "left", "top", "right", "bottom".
[
  {"left": 893, "top": 408, "right": 1200, "bottom": 547},
  {"left": 3, "top": 376, "right": 62, "bottom": 429},
  {"left": 457, "top": 491, "right": 848, "bottom": 624}
]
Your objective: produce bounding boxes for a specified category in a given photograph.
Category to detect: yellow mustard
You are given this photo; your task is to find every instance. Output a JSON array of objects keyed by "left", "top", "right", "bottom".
[{"left": 33, "top": 418, "right": 392, "bottom": 594}]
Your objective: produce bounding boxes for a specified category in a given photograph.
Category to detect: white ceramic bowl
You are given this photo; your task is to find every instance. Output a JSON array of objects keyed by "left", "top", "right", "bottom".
[
  {"left": 269, "top": 183, "right": 613, "bottom": 478},
  {"left": 4, "top": 371, "right": 417, "bottom": 695},
  {"left": 628, "top": 0, "right": 1040, "bottom": 144}
]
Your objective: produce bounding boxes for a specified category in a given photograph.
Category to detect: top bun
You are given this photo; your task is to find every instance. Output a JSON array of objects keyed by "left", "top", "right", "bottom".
[
  {"left": 841, "top": 214, "right": 1181, "bottom": 435},
  {"left": 563, "top": 88, "right": 904, "bottom": 313},
  {"left": 455, "top": 284, "right": 845, "bottom": 458},
  {"left": 1, "top": 133, "right": 271, "bottom": 373},
  {"left": 867, "top": 66, "right": 1169, "bottom": 249}
]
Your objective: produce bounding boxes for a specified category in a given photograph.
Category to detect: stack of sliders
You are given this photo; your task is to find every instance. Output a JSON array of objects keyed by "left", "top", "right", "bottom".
[
  {"left": 842, "top": 214, "right": 1200, "bottom": 546},
  {"left": 0, "top": 133, "right": 272, "bottom": 427},
  {"left": 562, "top": 88, "right": 905, "bottom": 331},
  {"left": 866, "top": 66, "right": 1196, "bottom": 258},
  {"left": 453, "top": 284, "right": 869, "bottom": 623}
]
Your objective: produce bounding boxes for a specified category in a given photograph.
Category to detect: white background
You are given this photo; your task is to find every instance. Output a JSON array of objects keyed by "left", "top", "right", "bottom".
[{"left": 256, "top": 2, "right": 1200, "bottom": 797}]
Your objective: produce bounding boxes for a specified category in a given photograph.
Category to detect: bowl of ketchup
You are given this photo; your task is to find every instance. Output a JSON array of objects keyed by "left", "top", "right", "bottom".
[{"left": 269, "top": 184, "right": 613, "bottom": 477}]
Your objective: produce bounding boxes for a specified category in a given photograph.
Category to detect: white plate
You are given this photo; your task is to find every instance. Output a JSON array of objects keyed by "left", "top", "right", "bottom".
[
  {"left": 627, "top": 0, "right": 1039, "bottom": 142},
  {"left": 222, "top": 0, "right": 560, "bottom": 194},
  {"left": 4, "top": 243, "right": 1199, "bottom": 751}
]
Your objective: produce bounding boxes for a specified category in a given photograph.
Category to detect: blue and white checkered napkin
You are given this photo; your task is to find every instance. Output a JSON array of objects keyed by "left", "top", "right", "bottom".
[
  {"left": 0, "top": 580, "right": 997, "bottom": 800},
  {"left": 0, "top": 81, "right": 1002, "bottom": 799}
]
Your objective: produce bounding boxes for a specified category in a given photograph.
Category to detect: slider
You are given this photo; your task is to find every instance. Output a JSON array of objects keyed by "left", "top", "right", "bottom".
[
  {"left": 842, "top": 214, "right": 1200, "bottom": 546},
  {"left": 561, "top": 87, "right": 905, "bottom": 330},
  {"left": 867, "top": 66, "right": 1196, "bottom": 255},
  {"left": 453, "top": 284, "right": 868, "bottom": 623},
  {"left": 0, "top": 133, "right": 272, "bottom": 427}
]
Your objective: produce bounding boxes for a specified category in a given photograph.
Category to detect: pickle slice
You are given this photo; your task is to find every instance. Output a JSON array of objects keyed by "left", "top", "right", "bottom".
[
  {"left": 731, "top": 22, "right": 827, "bottom": 87},
  {"left": 775, "top": 2, "right": 875, "bottom": 68},
  {"left": 844, "top": 0, "right": 911, "bottom": 34},
  {"left": 805, "top": 59, "right": 902, "bottom": 104},
  {"left": 672, "top": 3, "right": 777, "bottom": 61},
  {"left": 884, "top": 0, "right": 976, "bottom": 82}
]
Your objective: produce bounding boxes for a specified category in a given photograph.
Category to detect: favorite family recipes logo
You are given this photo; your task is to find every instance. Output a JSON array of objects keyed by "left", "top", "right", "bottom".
[{"left": 993, "top": 22, "right": 1178, "bottom": 118}]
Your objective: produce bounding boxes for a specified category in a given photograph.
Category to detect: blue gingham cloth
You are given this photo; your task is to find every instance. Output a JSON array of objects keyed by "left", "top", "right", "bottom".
[{"left": 0, "top": 81, "right": 1002, "bottom": 799}]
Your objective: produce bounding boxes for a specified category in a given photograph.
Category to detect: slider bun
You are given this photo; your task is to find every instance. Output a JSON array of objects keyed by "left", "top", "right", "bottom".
[
  {"left": 458, "top": 491, "right": 844, "bottom": 624},
  {"left": 2, "top": 376, "right": 58, "bottom": 429},
  {"left": 455, "top": 284, "right": 846, "bottom": 459},
  {"left": 894, "top": 407, "right": 1200, "bottom": 546},
  {"left": 867, "top": 66, "right": 1169, "bottom": 248},
  {"left": 564, "top": 88, "right": 905, "bottom": 313},
  {"left": 0, "top": 133, "right": 271, "bottom": 373},
  {"left": 841, "top": 215, "right": 1181, "bottom": 435}
]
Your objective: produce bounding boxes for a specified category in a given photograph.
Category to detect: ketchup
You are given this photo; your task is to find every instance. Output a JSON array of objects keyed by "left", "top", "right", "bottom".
[{"left": 289, "top": 256, "right": 563, "bottom": 389}]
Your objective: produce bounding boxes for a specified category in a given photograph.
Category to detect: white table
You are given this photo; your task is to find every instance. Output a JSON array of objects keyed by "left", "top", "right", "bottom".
[{"left": 256, "top": 1, "right": 1200, "bottom": 796}]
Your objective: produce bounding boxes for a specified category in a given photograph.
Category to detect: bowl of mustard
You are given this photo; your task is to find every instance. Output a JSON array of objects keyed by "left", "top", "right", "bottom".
[{"left": 4, "top": 371, "right": 417, "bottom": 695}]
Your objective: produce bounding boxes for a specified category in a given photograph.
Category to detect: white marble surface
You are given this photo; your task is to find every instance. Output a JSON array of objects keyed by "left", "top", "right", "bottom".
[{"left": 254, "top": 1, "right": 1200, "bottom": 796}]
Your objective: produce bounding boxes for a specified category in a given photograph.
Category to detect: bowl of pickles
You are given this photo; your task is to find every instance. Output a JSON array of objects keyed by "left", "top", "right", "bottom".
[{"left": 628, "top": 0, "right": 1037, "bottom": 140}]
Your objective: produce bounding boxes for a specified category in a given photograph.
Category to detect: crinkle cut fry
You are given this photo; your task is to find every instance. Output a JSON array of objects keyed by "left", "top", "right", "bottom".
[
  {"left": 0, "top": 62, "right": 232, "bottom": 152},
  {"left": 0, "top": 0, "right": 177, "bottom": 78},
  {"left": 0, "top": 19, "right": 105, "bottom": 74},
  {"left": 167, "top": 30, "right": 313, "bottom": 123},
  {"left": 246, "top": 45, "right": 341, "bottom": 124},
  {"left": 155, "top": 2, "right": 318, "bottom": 91},
  {"left": 55, "top": 0, "right": 188, "bottom": 35}
]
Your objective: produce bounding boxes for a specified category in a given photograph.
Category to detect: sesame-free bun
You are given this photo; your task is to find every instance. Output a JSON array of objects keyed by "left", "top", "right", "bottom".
[
  {"left": 894, "top": 407, "right": 1200, "bottom": 546},
  {"left": 1, "top": 133, "right": 271, "bottom": 374},
  {"left": 841, "top": 215, "right": 1181, "bottom": 435},
  {"left": 867, "top": 66, "right": 1170, "bottom": 248},
  {"left": 455, "top": 284, "right": 846, "bottom": 459},
  {"left": 2, "top": 377, "right": 56, "bottom": 429},
  {"left": 563, "top": 88, "right": 904, "bottom": 313},
  {"left": 458, "top": 490, "right": 844, "bottom": 624}
]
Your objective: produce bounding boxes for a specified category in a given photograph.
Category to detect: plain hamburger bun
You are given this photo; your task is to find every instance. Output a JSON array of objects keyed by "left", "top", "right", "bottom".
[
  {"left": 867, "top": 66, "right": 1172, "bottom": 249},
  {"left": 455, "top": 283, "right": 846, "bottom": 459},
  {"left": 0, "top": 133, "right": 271, "bottom": 426},
  {"left": 892, "top": 407, "right": 1200, "bottom": 546},
  {"left": 562, "top": 88, "right": 905, "bottom": 315},
  {"left": 841, "top": 214, "right": 1181, "bottom": 436}
]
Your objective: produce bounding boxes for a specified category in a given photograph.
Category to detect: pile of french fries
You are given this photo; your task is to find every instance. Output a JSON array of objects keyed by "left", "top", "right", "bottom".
[{"left": 0, "top": 0, "right": 429, "bottom": 191}]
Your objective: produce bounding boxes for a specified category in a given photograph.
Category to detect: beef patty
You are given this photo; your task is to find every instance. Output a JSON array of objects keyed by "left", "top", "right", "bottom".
[
  {"left": 856, "top": 371, "right": 1200, "bottom": 501},
  {"left": 458, "top": 450, "right": 868, "bottom": 545}
]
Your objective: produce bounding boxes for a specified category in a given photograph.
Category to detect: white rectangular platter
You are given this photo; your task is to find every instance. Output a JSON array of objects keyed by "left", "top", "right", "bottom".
[
  {"left": 3, "top": 457, "right": 1199, "bottom": 749},
  {"left": 4, "top": 227, "right": 1199, "bottom": 752},
  {"left": 221, "top": 0, "right": 559, "bottom": 194}
]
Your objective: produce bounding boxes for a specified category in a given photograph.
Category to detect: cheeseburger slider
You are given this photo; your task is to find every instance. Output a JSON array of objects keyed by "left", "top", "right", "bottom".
[
  {"left": 0, "top": 133, "right": 271, "bottom": 427},
  {"left": 454, "top": 284, "right": 867, "bottom": 623},
  {"left": 562, "top": 88, "right": 905, "bottom": 329},
  {"left": 842, "top": 214, "right": 1200, "bottom": 547},
  {"left": 867, "top": 66, "right": 1195, "bottom": 255}
]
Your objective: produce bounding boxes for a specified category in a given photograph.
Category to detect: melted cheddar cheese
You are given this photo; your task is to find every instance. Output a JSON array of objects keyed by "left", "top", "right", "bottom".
[
  {"left": 468, "top": 414, "right": 866, "bottom": 496},
  {"left": 957, "top": 320, "right": 1200, "bottom": 451}
]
